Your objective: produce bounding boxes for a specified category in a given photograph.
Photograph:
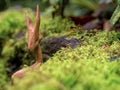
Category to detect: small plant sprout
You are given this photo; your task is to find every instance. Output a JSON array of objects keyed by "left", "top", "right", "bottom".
[{"left": 12, "top": 5, "right": 43, "bottom": 79}]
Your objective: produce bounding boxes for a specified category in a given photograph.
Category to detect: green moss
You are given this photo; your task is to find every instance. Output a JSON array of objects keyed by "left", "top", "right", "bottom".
[
  {"left": 0, "top": 8, "right": 120, "bottom": 90},
  {"left": 0, "top": 60, "right": 8, "bottom": 90},
  {"left": 2, "top": 39, "right": 15, "bottom": 58},
  {"left": 0, "top": 9, "right": 25, "bottom": 38},
  {"left": 86, "top": 31, "right": 120, "bottom": 47},
  {"left": 40, "top": 16, "right": 75, "bottom": 36},
  {"left": 7, "top": 31, "right": 120, "bottom": 90}
]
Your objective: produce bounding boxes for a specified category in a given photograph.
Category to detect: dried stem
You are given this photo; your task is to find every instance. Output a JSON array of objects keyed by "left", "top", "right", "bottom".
[{"left": 11, "top": 5, "right": 43, "bottom": 80}]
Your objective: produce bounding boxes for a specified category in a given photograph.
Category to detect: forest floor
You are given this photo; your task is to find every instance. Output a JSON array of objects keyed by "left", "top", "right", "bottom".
[{"left": 0, "top": 3, "right": 120, "bottom": 90}]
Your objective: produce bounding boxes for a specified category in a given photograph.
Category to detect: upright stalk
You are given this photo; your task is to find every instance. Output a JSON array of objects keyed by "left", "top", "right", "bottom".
[{"left": 12, "top": 5, "right": 43, "bottom": 80}]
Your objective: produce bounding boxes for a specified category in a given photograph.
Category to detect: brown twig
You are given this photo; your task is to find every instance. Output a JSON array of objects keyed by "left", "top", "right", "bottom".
[{"left": 11, "top": 5, "right": 43, "bottom": 80}]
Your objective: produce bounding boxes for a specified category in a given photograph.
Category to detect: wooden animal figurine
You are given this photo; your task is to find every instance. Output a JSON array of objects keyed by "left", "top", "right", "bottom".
[{"left": 12, "top": 5, "right": 43, "bottom": 79}]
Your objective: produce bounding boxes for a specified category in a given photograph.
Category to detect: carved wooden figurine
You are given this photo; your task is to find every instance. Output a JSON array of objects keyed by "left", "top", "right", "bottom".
[{"left": 12, "top": 5, "right": 43, "bottom": 79}]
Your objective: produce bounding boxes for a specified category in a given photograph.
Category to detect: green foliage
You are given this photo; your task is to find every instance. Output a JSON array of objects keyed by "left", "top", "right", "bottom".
[
  {"left": 2, "top": 39, "right": 15, "bottom": 58},
  {"left": 71, "top": 0, "right": 99, "bottom": 11},
  {"left": 0, "top": 9, "right": 28, "bottom": 90},
  {"left": 118, "top": 0, "right": 120, "bottom": 5},
  {"left": 108, "top": 41, "right": 120, "bottom": 56},
  {"left": 44, "top": 0, "right": 113, "bottom": 17},
  {"left": 110, "top": 5, "right": 120, "bottom": 26},
  {"left": 110, "top": 0, "right": 120, "bottom": 25},
  {"left": 0, "top": 9, "right": 26, "bottom": 38},
  {"left": 0, "top": 9, "right": 35, "bottom": 90},
  {"left": 0, "top": 5, "right": 120, "bottom": 90},
  {"left": 0, "top": 60, "right": 8, "bottom": 90},
  {"left": 41, "top": 16, "right": 74, "bottom": 36},
  {"left": 0, "top": 8, "right": 40, "bottom": 65},
  {"left": 0, "top": 8, "right": 75, "bottom": 90},
  {"left": 7, "top": 31, "right": 120, "bottom": 90},
  {"left": 87, "top": 31, "right": 120, "bottom": 46}
]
